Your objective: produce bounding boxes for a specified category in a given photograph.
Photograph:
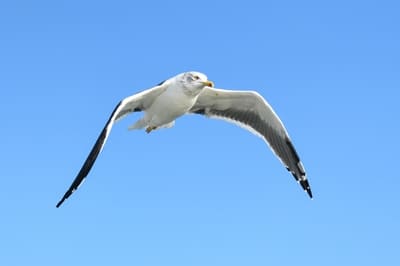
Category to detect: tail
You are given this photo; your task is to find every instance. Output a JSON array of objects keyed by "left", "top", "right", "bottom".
[{"left": 128, "top": 118, "right": 147, "bottom": 130}]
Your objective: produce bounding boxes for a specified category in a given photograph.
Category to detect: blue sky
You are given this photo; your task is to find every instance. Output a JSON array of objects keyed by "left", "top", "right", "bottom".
[{"left": 1, "top": 0, "right": 399, "bottom": 265}]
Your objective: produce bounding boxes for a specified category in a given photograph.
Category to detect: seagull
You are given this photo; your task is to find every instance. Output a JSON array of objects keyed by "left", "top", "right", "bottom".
[{"left": 56, "top": 71, "right": 312, "bottom": 208}]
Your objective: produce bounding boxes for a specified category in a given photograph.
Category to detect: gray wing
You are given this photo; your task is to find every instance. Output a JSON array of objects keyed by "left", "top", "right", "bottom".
[
  {"left": 56, "top": 83, "right": 168, "bottom": 208},
  {"left": 190, "top": 87, "right": 312, "bottom": 198}
]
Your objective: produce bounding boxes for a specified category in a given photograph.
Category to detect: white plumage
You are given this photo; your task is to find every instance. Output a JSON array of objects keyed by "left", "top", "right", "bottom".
[{"left": 56, "top": 71, "right": 312, "bottom": 208}]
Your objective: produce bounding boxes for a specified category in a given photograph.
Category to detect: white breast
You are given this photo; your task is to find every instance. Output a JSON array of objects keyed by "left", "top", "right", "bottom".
[{"left": 145, "top": 84, "right": 198, "bottom": 127}]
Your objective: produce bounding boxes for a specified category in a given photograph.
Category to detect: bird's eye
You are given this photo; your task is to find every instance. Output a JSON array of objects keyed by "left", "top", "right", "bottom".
[{"left": 192, "top": 75, "right": 200, "bottom": 80}]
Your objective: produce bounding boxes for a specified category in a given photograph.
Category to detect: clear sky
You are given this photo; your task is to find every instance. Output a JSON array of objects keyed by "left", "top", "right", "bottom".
[{"left": 1, "top": 0, "right": 399, "bottom": 265}]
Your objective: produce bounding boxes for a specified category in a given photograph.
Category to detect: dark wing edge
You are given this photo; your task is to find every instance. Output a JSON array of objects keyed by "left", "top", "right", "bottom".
[
  {"left": 56, "top": 101, "right": 126, "bottom": 208},
  {"left": 56, "top": 83, "right": 167, "bottom": 208},
  {"left": 284, "top": 137, "right": 312, "bottom": 198},
  {"left": 190, "top": 88, "right": 312, "bottom": 198}
]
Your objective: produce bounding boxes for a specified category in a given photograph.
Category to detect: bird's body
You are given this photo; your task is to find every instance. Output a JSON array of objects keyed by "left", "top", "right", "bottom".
[
  {"left": 130, "top": 78, "right": 201, "bottom": 132},
  {"left": 56, "top": 71, "right": 312, "bottom": 208}
]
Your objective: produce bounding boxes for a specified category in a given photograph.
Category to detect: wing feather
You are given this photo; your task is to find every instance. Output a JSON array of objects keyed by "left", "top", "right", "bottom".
[
  {"left": 190, "top": 87, "right": 312, "bottom": 198},
  {"left": 56, "top": 83, "right": 167, "bottom": 207}
]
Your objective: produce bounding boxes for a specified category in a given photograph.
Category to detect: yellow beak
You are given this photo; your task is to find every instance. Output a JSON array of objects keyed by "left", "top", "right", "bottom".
[{"left": 203, "top": 80, "right": 214, "bottom": 87}]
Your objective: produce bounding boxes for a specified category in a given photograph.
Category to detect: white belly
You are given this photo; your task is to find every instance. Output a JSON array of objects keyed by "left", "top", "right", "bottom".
[{"left": 145, "top": 89, "right": 196, "bottom": 127}]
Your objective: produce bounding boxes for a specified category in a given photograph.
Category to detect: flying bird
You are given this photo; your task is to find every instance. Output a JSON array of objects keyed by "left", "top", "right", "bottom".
[{"left": 56, "top": 71, "right": 312, "bottom": 208}]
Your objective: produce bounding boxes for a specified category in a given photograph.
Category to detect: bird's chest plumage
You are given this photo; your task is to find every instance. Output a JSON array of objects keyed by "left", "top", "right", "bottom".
[{"left": 146, "top": 87, "right": 197, "bottom": 126}]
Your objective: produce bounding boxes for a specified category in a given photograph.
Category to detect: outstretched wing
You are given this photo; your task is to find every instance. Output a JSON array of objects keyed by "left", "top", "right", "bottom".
[
  {"left": 190, "top": 87, "right": 312, "bottom": 198},
  {"left": 56, "top": 83, "right": 167, "bottom": 208}
]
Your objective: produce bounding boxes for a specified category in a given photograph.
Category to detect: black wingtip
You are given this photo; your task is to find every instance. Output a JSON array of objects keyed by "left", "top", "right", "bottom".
[
  {"left": 306, "top": 187, "right": 313, "bottom": 199},
  {"left": 56, "top": 198, "right": 65, "bottom": 208},
  {"left": 56, "top": 189, "right": 73, "bottom": 208},
  {"left": 56, "top": 194, "right": 69, "bottom": 208},
  {"left": 300, "top": 179, "right": 313, "bottom": 199}
]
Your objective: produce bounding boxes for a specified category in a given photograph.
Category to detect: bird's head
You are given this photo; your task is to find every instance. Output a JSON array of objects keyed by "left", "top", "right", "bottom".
[{"left": 179, "top": 71, "right": 214, "bottom": 96}]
